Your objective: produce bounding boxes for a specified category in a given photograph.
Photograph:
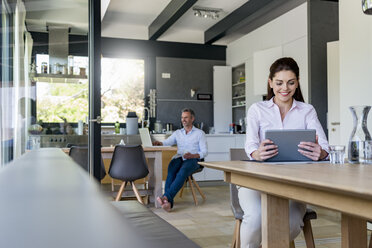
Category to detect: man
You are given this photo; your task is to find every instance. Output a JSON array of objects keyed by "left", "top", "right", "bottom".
[{"left": 154, "top": 108, "right": 207, "bottom": 212}]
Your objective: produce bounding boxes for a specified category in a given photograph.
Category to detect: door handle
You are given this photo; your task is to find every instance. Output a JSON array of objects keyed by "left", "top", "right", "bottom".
[
  {"left": 90, "top": 116, "right": 102, "bottom": 124},
  {"left": 331, "top": 122, "right": 340, "bottom": 125}
]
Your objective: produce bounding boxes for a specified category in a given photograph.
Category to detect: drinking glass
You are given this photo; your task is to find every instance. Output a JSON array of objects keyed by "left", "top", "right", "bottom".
[{"left": 329, "top": 145, "right": 345, "bottom": 164}]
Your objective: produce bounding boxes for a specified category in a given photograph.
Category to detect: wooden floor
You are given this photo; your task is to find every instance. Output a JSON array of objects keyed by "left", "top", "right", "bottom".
[{"left": 104, "top": 184, "right": 369, "bottom": 248}]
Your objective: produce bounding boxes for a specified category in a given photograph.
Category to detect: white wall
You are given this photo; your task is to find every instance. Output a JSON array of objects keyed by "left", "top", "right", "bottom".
[
  {"left": 339, "top": 1, "right": 372, "bottom": 148},
  {"left": 226, "top": 3, "right": 308, "bottom": 103}
]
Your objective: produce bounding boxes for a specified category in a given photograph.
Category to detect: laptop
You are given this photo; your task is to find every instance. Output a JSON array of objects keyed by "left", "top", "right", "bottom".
[
  {"left": 139, "top": 128, "right": 172, "bottom": 148},
  {"left": 264, "top": 129, "right": 316, "bottom": 162},
  {"left": 139, "top": 128, "right": 155, "bottom": 147}
]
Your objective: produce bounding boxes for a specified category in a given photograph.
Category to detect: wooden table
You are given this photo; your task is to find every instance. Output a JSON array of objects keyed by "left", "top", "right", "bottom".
[
  {"left": 199, "top": 160, "right": 372, "bottom": 248},
  {"left": 63, "top": 146, "right": 177, "bottom": 208}
]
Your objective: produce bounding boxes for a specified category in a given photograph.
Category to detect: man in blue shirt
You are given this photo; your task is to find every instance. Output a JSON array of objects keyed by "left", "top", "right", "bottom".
[{"left": 154, "top": 108, "right": 207, "bottom": 212}]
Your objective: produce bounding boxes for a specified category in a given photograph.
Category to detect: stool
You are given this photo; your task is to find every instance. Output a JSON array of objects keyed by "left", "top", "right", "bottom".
[{"left": 179, "top": 167, "right": 206, "bottom": 205}]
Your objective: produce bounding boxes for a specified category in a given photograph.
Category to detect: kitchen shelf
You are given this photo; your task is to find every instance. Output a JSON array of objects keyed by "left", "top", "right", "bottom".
[
  {"left": 232, "top": 64, "right": 246, "bottom": 124},
  {"left": 232, "top": 95, "right": 245, "bottom": 100},
  {"left": 30, "top": 73, "right": 88, "bottom": 83},
  {"left": 232, "top": 81, "right": 245, "bottom": 87},
  {"left": 232, "top": 104, "right": 246, "bottom": 108}
]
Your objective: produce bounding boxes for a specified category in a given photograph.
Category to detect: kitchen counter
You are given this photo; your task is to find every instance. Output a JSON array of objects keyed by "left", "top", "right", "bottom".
[
  {"left": 206, "top": 133, "right": 245, "bottom": 137},
  {"left": 30, "top": 133, "right": 245, "bottom": 148}
]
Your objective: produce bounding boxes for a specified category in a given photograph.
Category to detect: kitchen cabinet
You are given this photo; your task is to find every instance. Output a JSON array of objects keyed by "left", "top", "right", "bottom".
[{"left": 194, "top": 134, "right": 246, "bottom": 181}]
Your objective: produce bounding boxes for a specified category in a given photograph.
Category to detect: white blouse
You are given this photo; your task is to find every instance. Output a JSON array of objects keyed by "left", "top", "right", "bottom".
[{"left": 245, "top": 98, "right": 329, "bottom": 159}]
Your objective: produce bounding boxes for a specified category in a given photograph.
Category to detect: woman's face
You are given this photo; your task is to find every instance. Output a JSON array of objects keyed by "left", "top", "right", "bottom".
[{"left": 269, "top": 70, "right": 299, "bottom": 104}]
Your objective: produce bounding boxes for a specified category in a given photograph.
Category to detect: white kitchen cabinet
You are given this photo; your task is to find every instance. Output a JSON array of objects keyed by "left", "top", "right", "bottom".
[
  {"left": 235, "top": 135, "right": 246, "bottom": 148},
  {"left": 196, "top": 134, "right": 246, "bottom": 181},
  {"left": 213, "top": 66, "right": 232, "bottom": 133}
]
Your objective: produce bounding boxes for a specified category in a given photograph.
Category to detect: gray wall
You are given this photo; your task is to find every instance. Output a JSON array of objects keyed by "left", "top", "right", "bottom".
[{"left": 156, "top": 57, "right": 225, "bottom": 131}]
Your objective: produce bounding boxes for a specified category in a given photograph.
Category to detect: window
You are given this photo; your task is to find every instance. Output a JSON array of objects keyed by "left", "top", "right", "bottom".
[{"left": 101, "top": 58, "right": 144, "bottom": 123}]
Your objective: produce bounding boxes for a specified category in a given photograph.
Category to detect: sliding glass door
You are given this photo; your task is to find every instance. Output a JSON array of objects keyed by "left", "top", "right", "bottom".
[{"left": 0, "top": 0, "right": 101, "bottom": 180}]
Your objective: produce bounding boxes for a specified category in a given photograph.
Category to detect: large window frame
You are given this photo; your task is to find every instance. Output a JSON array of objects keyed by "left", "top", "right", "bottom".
[{"left": 0, "top": 0, "right": 13, "bottom": 166}]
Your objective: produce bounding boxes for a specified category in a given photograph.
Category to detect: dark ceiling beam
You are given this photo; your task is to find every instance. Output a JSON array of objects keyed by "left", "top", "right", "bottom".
[
  {"left": 149, "top": 0, "right": 197, "bottom": 40},
  {"left": 204, "top": 0, "right": 305, "bottom": 44}
]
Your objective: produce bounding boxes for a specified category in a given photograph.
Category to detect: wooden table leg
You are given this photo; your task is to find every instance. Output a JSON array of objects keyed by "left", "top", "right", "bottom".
[
  {"left": 341, "top": 213, "right": 367, "bottom": 248},
  {"left": 261, "top": 193, "right": 289, "bottom": 248},
  {"left": 146, "top": 151, "right": 163, "bottom": 208}
]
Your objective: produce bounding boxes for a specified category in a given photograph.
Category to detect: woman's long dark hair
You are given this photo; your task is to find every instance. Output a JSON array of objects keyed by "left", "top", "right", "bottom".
[{"left": 266, "top": 57, "right": 305, "bottom": 102}]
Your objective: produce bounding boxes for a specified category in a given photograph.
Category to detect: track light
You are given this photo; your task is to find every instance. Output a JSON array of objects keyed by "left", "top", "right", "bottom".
[{"left": 192, "top": 6, "right": 222, "bottom": 20}]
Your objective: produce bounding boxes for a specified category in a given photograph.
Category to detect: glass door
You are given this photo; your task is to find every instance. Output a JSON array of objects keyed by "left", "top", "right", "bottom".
[
  {"left": 88, "top": 0, "right": 101, "bottom": 179},
  {"left": 0, "top": 0, "right": 102, "bottom": 181}
]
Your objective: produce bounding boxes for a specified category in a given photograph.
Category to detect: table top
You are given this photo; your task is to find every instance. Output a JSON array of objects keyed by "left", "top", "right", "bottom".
[
  {"left": 199, "top": 160, "right": 372, "bottom": 200},
  {"left": 0, "top": 148, "right": 157, "bottom": 248},
  {"left": 62, "top": 145, "right": 177, "bottom": 154}
]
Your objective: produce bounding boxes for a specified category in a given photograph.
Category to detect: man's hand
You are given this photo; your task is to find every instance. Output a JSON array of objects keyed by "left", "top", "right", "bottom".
[
  {"left": 153, "top": 141, "right": 163, "bottom": 146},
  {"left": 183, "top": 153, "right": 200, "bottom": 160}
]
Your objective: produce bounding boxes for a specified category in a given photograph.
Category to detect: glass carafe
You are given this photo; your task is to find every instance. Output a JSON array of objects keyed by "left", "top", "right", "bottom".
[{"left": 348, "top": 106, "right": 372, "bottom": 163}]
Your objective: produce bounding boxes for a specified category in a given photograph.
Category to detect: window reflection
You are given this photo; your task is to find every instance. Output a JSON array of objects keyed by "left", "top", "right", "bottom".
[{"left": 0, "top": 0, "right": 88, "bottom": 166}]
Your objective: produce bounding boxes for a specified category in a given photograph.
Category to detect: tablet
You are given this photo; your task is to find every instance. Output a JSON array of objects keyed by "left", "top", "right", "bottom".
[{"left": 264, "top": 129, "right": 316, "bottom": 162}]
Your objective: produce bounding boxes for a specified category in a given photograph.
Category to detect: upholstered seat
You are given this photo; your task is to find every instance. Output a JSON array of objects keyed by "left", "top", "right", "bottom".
[
  {"left": 68, "top": 146, "right": 106, "bottom": 181},
  {"left": 108, "top": 145, "right": 149, "bottom": 204}
]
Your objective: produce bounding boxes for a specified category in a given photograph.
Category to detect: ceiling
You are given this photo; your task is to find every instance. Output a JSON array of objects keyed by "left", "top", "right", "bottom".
[
  {"left": 24, "top": 0, "right": 290, "bottom": 46},
  {"left": 101, "top": 0, "right": 248, "bottom": 45},
  {"left": 24, "top": 0, "right": 88, "bottom": 34}
]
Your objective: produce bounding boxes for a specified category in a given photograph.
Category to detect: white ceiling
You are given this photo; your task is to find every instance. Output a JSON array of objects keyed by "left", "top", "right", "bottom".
[
  {"left": 25, "top": 0, "right": 251, "bottom": 45},
  {"left": 101, "top": 0, "right": 249, "bottom": 45},
  {"left": 25, "top": 0, "right": 88, "bottom": 34}
]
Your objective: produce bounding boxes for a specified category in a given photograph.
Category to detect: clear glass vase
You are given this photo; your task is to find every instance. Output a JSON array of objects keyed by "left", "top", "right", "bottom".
[{"left": 348, "top": 106, "right": 372, "bottom": 163}]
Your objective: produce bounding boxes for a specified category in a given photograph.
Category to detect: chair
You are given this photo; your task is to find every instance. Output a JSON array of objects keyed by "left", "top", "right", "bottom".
[
  {"left": 108, "top": 145, "right": 149, "bottom": 204},
  {"left": 229, "top": 148, "right": 316, "bottom": 248},
  {"left": 68, "top": 146, "right": 106, "bottom": 181},
  {"left": 179, "top": 166, "right": 206, "bottom": 205}
]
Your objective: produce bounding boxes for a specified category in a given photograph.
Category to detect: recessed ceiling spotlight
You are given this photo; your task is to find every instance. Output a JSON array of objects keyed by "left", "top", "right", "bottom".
[
  {"left": 192, "top": 6, "right": 223, "bottom": 20},
  {"left": 194, "top": 10, "right": 201, "bottom": 17}
]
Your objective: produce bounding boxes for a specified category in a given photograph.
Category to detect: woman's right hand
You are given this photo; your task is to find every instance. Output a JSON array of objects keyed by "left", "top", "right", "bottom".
[{"left": 251, "top": 139, "right": 278, "bottom": 161}]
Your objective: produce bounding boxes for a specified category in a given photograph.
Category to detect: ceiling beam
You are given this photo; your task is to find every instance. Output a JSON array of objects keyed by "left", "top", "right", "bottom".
[
  {"left": 149, "top": 0, "right": 197, "bottom": 40},
  {"left": 204, "top": 0, "right": 305, "bottom": 44}
]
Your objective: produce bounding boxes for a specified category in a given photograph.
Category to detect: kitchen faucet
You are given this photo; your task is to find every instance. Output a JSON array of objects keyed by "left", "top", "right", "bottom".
[{"left": 142, "top": 107, "right": 150, "bottom": 128}]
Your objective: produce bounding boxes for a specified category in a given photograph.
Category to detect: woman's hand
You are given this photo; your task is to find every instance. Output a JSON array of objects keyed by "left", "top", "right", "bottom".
[
  {"left": 251, "top": 139, "right": 278, "bottom": 161},
  {"left": 298, "top": 136, "right": 327, "bottom": 161}
]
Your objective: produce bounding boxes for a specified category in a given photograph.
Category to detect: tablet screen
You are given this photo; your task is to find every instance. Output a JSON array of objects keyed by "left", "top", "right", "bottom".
[{"left": 264, "top": 129, "right": 316, "bottom": 162}]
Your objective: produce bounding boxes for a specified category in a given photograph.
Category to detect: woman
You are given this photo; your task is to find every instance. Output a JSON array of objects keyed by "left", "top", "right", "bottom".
[{"left": 240, "top": 57, "right": 329, "bottom": 247}]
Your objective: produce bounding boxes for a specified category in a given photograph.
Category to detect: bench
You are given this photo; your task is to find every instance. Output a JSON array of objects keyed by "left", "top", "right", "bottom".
[{"left": 111, "top": 201, "right": 200, "bottom": 248}]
